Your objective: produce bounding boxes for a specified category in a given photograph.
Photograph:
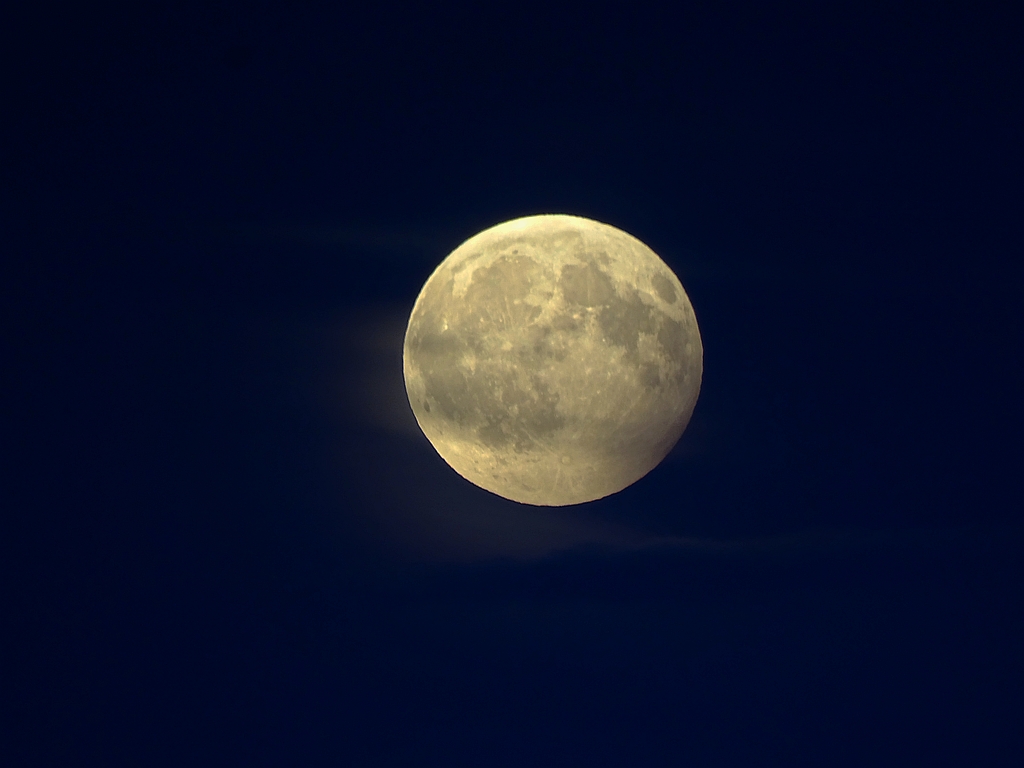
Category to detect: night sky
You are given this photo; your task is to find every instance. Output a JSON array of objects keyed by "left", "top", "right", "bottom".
[{"left": 6, "top": 2, "right": 1022, "bottom": 765}]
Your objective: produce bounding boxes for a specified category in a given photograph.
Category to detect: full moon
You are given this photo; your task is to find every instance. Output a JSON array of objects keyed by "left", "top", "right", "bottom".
[{"left": 403, "top": 214, "right": 702, "bottom": 506}]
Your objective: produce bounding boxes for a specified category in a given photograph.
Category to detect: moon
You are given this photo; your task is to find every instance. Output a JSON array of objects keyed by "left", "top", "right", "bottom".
[{"left": 403, "top": 214, "right": 702, "bottom": 506}]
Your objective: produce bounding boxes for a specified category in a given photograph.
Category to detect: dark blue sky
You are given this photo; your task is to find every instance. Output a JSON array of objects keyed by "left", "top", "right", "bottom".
[{"left": 5, "top": 2, "right": 1022, "bottom": 765}]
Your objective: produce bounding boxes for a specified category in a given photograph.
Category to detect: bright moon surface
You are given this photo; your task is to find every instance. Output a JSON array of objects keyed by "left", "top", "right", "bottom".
[{"left": 403, "top": 214, "right": 702, "bottom": 506}]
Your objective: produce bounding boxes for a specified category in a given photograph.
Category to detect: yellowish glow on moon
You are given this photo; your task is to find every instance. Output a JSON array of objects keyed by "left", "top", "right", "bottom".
[{"left": 403, "top": 214, "right": 702, "bottom": 506}]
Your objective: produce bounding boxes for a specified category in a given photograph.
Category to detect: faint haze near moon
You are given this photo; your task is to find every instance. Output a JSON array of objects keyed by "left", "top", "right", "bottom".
[
  {"left": 237, "top": 220, "right": 993, "bottom": 562},
  {"left": 317, "top": 303, "right": 653, "bottom": 559}
]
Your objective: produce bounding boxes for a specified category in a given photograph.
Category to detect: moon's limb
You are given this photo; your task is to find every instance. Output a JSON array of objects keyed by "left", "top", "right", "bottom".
[{"left": 403, "top": 214, "right": 702, "bottom": 506}]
